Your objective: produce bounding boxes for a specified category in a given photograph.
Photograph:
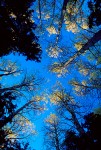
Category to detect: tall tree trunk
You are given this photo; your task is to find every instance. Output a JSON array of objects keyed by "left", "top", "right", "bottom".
[
  {"left": 63, "top": 29, "right": 101, "bottom": 68},
  {"left": 54, "top": 123, "right": 60, "bottom": 150},
  {"left": 65, "top": 105, "right": 85, "bottom": 135}
]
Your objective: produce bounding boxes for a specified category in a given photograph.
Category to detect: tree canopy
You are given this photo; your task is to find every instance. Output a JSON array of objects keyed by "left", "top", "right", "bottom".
[{"left": 0, "top": 0, "right": 101, "bottom": 150}]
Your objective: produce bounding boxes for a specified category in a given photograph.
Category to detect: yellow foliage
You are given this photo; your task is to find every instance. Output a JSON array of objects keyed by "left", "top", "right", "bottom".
[
  {"left": 81, "top": 22, "right": 88, "bottom": 29},
  {"left": 82, "top": 80, "right": 87, "bottom": 86},
  {"left": 51, "top": 63, "right": 68, "bottom": 77},
  {"left": 7, "top": 133, "right": 17, "bottom": 139},
  {"left": 65, "top": 23, "right": 78, "bottom": 33},
  {"left": 79, "top": 68, "right": 88, "bottom": 76},
  {"left": 13, "top": 115, "right": 36, "bottom": 135},
  {"left": 75, "top": 42, "right": 83, "bottom": 50},
  {"left": 50, "top": 91, "right": 62, "bottom": 104},
  {"left": 65, "top": 20, "right": 70, "bottom": 25},
  {"left": 9, "top": 13, "right": 17, "bottom": 19},
  {"left": 45, "top": 114, "right": 58, "bottom": 124},
  {"left": 70, "top": 80, "right": 78, "bottom": 86},
  {"left": 47, "top": 26, "right": 57, "bottom": 35},
  {"left": 35, "top": 96, "right": 42, "bottom": 101},
  {"left": 44, "top": 14, "right": 50, "bottom": 20},
  {"left": 73, "top": 86, "right": 84, "bottom": 96},
  {"left": 48, "top": 46, "right": 62, "bottom": 58},
  {"left": 66, "top": 4, "right": 78, "bottom": 15},
  {"left": 52, "top": 66, "right": 61, "bottom": 73},
  {"left": 74, "top": 85, "right": 80, "bottom": 92},
  {"left": 48, "top": 47, "right": 59, "bottom": 58}
]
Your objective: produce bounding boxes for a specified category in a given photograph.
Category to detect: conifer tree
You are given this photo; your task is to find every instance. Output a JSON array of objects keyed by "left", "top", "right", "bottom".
[{"left": 0, "top": 0, "right": 42, "bottom": 61}]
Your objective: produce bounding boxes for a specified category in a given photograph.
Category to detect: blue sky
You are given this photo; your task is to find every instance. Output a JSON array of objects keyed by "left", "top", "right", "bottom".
[{"left": 3, "top": 26, "right": 74, "bottom": 149}]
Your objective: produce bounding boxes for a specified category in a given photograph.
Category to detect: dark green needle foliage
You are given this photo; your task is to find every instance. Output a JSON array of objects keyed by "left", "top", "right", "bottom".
[
  {"left": 0, "top": 89, "right": 17, "bottom": 129},
  {"left": 0, "top": 91, "right": 15, "bottom": 148},
  {"left": 0, "top": 91, "right": 16, "bottom": 120},
  {"left": 63, "top": 113, "right": 101, "bottom": 150},
  {"left": 88, "top": 0, "right": 101, "bottom": 28},
  {"left": 0, "top": 0, "right": 42, "bottom": 61}
]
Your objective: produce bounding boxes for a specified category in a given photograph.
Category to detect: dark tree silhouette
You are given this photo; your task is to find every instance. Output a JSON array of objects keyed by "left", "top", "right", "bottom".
[
  {"left": 63, "top": 113, "right": 101, "bottom": 150},
  {"left": 0, "top": 0, "right": 42, "bottom": 61},
  {"left": 88, "top": 0, "right": 101, "bottom": 28},
  {"left": 0, "top": 91, "right": 16, "bottom": 121},
  {"left": 0, "top": 129, "right": 32, "bottom": 150},
  {"left": 0, "top": 92, "right": 33, "bottom": 150}
]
